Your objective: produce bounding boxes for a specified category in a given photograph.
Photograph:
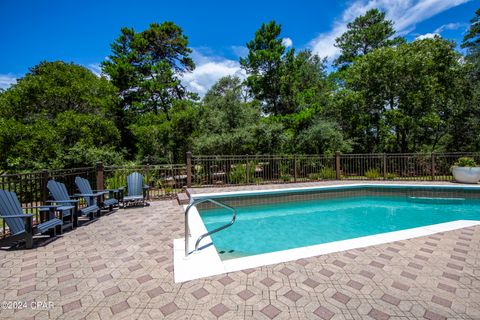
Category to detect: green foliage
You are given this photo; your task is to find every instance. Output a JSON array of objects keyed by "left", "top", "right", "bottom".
[
  {"left": 228, "top": 162, "right": 256, "bottom": 184},
  {"left": 365, "top": 168, "right": 381, "bottom": 179},
  {"left": 241, "top": 21, "right": 330, "bottom": 116},
  {"left": 386, "top": 173, "right": 397, "bottom": 180},
  {"left": 309, "top": 167, "right": 337, "bottom": 180},
  {"left": 295, "top": 119, "right": 353, "bottom": 154},
  {"left": 0, "top": 62, "right": 123, "bottom": 171},
  {"left": 338, "top": 37, "right": 465, "bottom": 153},
  {"left": 319, "top": 167, "right": 336, "bottom": 180},
  {"left": 454, "top": 157, "right": 477, "bottom": 167},
  {"left": 334, "top": 9, "right": 404, "bottom": 69},
  {"left": 102, "top": 22, "right": 195, "bottom": 118},
  {"left": 2, "top": 8, "right": 480, "bottom": 173}
]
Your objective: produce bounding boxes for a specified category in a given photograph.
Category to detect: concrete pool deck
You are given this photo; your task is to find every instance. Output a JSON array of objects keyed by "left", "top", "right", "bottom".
[{"left": 0, "top": 181, "right": 479, "bottom": 319}]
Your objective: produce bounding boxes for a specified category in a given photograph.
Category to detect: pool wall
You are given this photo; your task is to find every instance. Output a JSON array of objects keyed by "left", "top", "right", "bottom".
[{"left": 193, "top": 184, "right": 480, "bottom": 210}]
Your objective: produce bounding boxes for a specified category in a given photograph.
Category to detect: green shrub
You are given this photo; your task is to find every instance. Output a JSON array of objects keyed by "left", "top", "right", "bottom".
[
  {"left": 454, "top": 157, "right": 477, "bottom": 167},
  {"left": 280, "top": 174, "right": 293, "bottom": 182},
  {"left": 386, "top": 172, "right": 397, "bottom": 180},
  {"left": 308, "top": 173, "right": 322, "bottom": 180},
  {"left": 319, "top": 167, "right": 336, "bottom": 179},
  {"left": 228, "top": 161, "right": 256, "bottom": 184},
  {"left": 365, "top": 168, "right": 381, "bottom": 179}
]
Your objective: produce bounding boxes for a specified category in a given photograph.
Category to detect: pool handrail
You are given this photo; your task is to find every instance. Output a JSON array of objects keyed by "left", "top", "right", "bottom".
[{"left": 185, "top": 198, "right": 236, "bottom": 257}]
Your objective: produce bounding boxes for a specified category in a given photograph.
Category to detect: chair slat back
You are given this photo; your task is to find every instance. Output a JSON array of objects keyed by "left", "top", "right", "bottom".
[
  {"left": 47, "top": 180, "right": 70, "bottom": 201},
  {"left": 75, "top": 177, "right": 94, "bottom": 206},
  {"left": 0, "top": 190, "right": 26, "bottom": 235},
  {"left": 127, "top": 172, "right": 143, "bottom": 196}
]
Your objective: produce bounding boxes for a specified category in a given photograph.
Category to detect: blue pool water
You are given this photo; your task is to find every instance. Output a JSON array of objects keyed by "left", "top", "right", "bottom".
[{"left": 199, "top": 195, "right": 480, "bottom": 260}]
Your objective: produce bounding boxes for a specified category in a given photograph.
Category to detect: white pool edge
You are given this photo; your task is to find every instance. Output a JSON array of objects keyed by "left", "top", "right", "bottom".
[{"left": 174, "top": 183, "right": 480, "bottom": 283}]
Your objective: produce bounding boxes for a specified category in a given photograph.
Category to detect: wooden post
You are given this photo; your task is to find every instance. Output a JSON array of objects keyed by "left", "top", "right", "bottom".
[
  {"left": 41, "top": 169, "right": 49, "bottom": 204},
  {"left": 96, "top": 161, "right": 104, "bottom": 191},
  {"left": 383, "top": 153, "right": 387, "bottom": 180},
  {"left": 431, "top": 153, "right": 436, "bottom": 181},
  {"left": 335, "top": 151, "right": 341, "bottom": 180},
  {"left": 293, "top": 155, "right": 297, "bottom": 183},
  {"left": 186, "top": 152, "right": 192, "bottom": 188}
]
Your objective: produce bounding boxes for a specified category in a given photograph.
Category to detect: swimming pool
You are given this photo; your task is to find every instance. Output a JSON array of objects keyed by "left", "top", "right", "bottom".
[
  {"left": 196, "top": 185, "right": 480, "bottom": 260},
  {"left": 174, "top": 183, "right": 480, "bottom": 282}
]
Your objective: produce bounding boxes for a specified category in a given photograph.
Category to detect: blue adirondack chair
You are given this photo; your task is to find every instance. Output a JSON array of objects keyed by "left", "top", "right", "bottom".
[
  {"left": 47, "top": 180, "right": 100, "bottom": 225},
  {"left": 0, "top": 190, "right": 62, "bottom": 249},
  {"left": 123, "top": 172, "right": 150, "bottom": 208},
  {"left": 74, "top": 176, "right": 120, "bottom": 211}
]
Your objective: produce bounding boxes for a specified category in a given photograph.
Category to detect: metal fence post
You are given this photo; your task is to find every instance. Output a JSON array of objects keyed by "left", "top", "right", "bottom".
[
  {"left": 96, "top": 161, "right": 104, "bottom": 191},
  {"left": 335, "top": 151, "right": 341, "bottom": 180},
  {"left": 431, "top": 153, "right": 436, "bottom": 181},
  {"left": 293, "top": 155, "right": 297, "bottom": 182},
  {"left": 186, "top": 152, "right": 192, "bottom": 188},
  {"left": 383, "top": 153, "right": 387, "bottom": 180},
  {"left": 41, "top": 169, "right": 49, "bottom": 204},
  {"left": 245, "top": 155, "right": 250, "bottom": 184}
]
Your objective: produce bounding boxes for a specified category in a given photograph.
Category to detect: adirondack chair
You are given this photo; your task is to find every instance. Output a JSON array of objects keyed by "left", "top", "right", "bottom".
[
  {"left": 123, "top": 172, "right": 150, "bottom": 208},
  {"left": 74, "top": 176, "right": 120, "bottom": 211},
  {"left": 0, "top": 190, "right": 62, "bottom": 249},
  {"left": 47, "top": 180, "right": 100, "bottom": 226}
]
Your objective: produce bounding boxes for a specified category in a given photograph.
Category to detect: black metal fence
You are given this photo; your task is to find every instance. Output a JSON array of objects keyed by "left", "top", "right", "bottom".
[
  {"left": 1, "top": 151, "right": 479, "bottom": 209},
  {"left": 190, "top": 152, "right": 480, "bottom": 186},
  {"left": 103, "top": 164, "right": 187, "bottom": 199}
]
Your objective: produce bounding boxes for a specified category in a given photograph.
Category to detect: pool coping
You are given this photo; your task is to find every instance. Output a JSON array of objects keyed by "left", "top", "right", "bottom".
[{"left": 173, "top": 183, "right": 480, "bottom": 283}]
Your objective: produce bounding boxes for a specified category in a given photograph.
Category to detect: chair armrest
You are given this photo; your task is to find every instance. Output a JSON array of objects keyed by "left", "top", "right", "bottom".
[
  {"left": 25, "top": 205, "right": 59, "bottom": 210},
  {"left": 92, "top": 190, "right": 109, "bottom": 194},
  {"left": 46, "top": 200, "right": 79, "bottom": 204},
  {"left": 74, "top": 193, "right": 103, "bottom": 197},
  {"left": 1, "top": 214, "right": 33, "bottom": 219}
]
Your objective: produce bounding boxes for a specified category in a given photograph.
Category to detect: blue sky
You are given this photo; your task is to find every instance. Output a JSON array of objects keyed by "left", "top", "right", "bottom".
[{"left": 0, "top": 0, "right": 478, "bottom": 94}]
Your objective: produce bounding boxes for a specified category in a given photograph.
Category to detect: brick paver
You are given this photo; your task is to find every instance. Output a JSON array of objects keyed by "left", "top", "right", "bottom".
[{"left": 0, "top": 185, "right": 479, "bottom": 319}]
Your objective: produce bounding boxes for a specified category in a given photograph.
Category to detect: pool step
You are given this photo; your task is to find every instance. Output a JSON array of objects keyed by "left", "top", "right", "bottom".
[
  {"left": 177, "top": 193, "right": 190, "bottom": 205},
  {"left": 408, "top": 197, "right": 466, "bottom": 204}
]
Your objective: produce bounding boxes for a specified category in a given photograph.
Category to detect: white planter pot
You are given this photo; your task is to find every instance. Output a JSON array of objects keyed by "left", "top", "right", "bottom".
[{"left": 452, "top": 166, "right": 480, "bottom": 184}]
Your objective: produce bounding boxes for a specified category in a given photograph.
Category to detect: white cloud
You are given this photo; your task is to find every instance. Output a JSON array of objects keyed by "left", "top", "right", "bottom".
[
  {"left": 182, "top": 50, "right": 245, "bottom": 96},
  {"left": 231, "top": 45, "right": 249, "bottom": 58},
  {"left": 86, "top": 63, "right": 102, "bottom": 77},
  {"left": 415, "top": 32, "right": 440, "bottom": 40},
  {"left": 0, "top": 74, "right": 17, "bottom": 89},
  {"left": 434, "top": 22, "right": 467, "bottom": 33},
  {"left": 309, "top": 0, "right": 471, "bottom": 62},
  {"left": 282, "top": 37, "right": 293, "bottom": 47}
]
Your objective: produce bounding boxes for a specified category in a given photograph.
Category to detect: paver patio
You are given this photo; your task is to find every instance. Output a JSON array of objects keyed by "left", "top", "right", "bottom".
[{"left": 0, "top": 182, "right": 479, "bottom": 319}]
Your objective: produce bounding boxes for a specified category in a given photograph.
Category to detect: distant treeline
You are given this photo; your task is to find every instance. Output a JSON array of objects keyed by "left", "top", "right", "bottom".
[{"left": 0, "top": 8, "right": 479, "bottom": 172}]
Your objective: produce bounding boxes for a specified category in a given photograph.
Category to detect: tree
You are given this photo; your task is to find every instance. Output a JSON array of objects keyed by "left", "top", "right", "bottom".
[
  {"left": 240, "top": 21, "right": 285, "bottom": 115},
  {"left": 193, "top": 76, "right": 263, "bottom": 154},
  {"left": 455, "top": 8, "right": 480, "bottom": 151},
  {"left": 339, "top": 38, "right": 465, "bottom": 153},
  {"left": 279, "top": 49, "right": 330, "bottom": 114},
  {"left": 0, "top": 61, "right": 123, "bottom": 171},
  {"left": 462, "top": 8, "right": 480, "bottom": 58},
  {"left": 0, "top": 61, "right": 118, "bottom": 121},
  {"left": 334, "top": 9, "right": 404, "bottom": 68},
  {"left": 102, "top": 22, "right": 195, "bottom": 118}
]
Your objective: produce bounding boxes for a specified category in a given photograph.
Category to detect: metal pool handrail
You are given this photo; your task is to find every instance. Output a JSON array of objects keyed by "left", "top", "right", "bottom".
[{"left": 185, "top": 198, "right": 236, "bottom": 257}]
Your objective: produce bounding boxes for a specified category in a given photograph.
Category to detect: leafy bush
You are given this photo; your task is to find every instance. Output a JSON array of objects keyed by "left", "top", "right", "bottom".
[
  {"left": 280, "top": 174, "right": 293, "bottom": 182},
  {"left": 319, "top": 167, "right": 336, "bottom": 179},
  {"left": 365, "top": 168, "right": 381, "bottom": 179},
  {"left": 386, "top": 172, "right": 397, "bottom": 180},
  {"left": 308, "top": 173, "right": 322, "bottom": 180},
  {"left": 228, "top": 161, "right": 256, "bottom": 184},
  {"left": 454, "top": 157, "right": 477, "bottom": 167}
]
